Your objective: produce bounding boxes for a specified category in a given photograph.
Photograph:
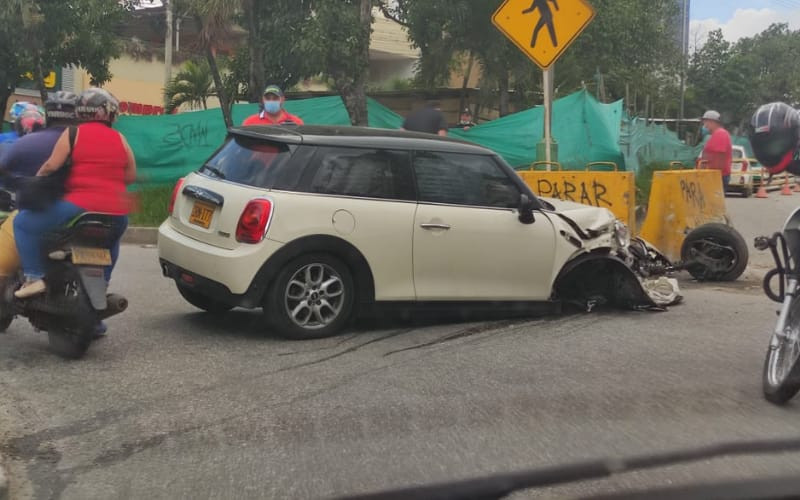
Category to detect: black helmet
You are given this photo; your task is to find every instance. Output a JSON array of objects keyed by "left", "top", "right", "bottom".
[
  {"left": 75, "top": 87, "right": 120, "bottom": 124},
  {"left": 749, "top": 102, "right": 800, "bottom": 174},
  {"left": 45, "top": 91, "right": 78, "bottom": 122}
]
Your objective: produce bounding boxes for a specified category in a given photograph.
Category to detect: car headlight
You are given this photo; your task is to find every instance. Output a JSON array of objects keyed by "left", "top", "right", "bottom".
[{"left": 614, "top": 221, "right": 631, "bottom": 248}]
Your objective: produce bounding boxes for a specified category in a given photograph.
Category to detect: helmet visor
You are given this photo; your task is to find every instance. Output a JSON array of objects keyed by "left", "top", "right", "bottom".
[{"left": 751, "top": 129, "right": 797, "bottom": 168}]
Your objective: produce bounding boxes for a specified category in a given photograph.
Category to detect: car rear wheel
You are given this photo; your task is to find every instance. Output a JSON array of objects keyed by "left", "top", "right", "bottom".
[
  {"left": 177, "top": 284, "right": 233, "bottom": 314},
  {"left": 264, "top": 254, "right": 355, "bottom": 340}
]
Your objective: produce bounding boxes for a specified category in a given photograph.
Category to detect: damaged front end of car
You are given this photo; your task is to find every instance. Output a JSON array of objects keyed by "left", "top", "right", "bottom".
[{"left": 543, "top": 199, "right": 681, "bottom": 312}]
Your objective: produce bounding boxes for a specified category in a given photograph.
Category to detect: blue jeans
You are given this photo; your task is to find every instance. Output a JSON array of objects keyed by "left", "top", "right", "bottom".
[
  {"left": 15, "top": 200, "right": 84, "bottom": 279},
  {"left": 14, "top": 202, "right": 127, "bottom": 281},
  {"left": 722, "top": 175, "right": 730, "bottom": 192}
]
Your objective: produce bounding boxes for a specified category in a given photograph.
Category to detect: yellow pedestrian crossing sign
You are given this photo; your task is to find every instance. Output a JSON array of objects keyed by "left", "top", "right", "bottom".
[{"left": 492, "top": 0, "right": 595, "bottom": 69}]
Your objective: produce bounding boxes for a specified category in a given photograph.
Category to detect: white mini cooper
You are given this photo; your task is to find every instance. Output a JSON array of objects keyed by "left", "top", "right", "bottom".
[{"left": 158, "top": 126, "right": 667, "bottom": 339}]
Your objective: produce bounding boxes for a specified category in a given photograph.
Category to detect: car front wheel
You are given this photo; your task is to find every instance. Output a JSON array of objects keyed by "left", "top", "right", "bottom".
[{"left": 264, "top": 254, "right": 355, "bottom": 340}]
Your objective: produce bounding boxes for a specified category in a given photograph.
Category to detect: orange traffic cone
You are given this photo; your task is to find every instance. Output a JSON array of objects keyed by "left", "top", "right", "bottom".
[
  {"left": 756, "top": 183, "right": 769, "bottom": 198},
  {"left": 782, "top": 176, "right": 793, "bottom": 196}
]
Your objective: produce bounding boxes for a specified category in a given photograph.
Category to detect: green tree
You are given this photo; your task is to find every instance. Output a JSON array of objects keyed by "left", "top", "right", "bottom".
[
  {"left": 187, "top": 0, "right": 239, "bottom": 127},
  {"left": 382, "top": 0, "right": 681, "bottom": 116},
  {"left": 0, "top": 0, "right": 127, "bottom": 109},
  {"left": 235, "top": 0, "right": 315, "bottom": 102},
  {"left": 164, "top": 59, "right": 215, "bottom": 112},
  {"left": 687, "top": 24, "right": 800, "bottom": 129},
  {"left": 303, "top": 0, "right": 373, "bottom": 125}
]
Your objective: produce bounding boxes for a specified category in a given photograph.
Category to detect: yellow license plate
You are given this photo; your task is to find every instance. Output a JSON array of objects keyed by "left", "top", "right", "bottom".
[
  {"left": 189, "top": 201, "right": 215, "bottom": 229},
  {"left": 71, "top": 247, "right": 112, "bottom": 266}
]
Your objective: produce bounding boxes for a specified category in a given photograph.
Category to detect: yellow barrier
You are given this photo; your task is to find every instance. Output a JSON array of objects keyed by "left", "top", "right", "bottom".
[
  {"left": 639, "top": 170, "right": 727, "bottom": 262},
  {"left": 518, "top": 170, "right": 635, "bottom": 228}
]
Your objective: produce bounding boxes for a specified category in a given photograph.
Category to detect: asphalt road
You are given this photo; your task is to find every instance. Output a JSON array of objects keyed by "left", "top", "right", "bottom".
[{"left": 2, "top": 195, "right": 800, "bottom": 500}]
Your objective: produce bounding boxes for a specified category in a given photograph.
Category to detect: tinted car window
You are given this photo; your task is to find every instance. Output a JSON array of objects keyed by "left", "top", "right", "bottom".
[
  {"left": 413, "top": 151, "right": 520, "bottom": 208},
  {"left": 307, "top": 147, "right": 414, "bottom": 201},
  {"left": 200, "top": 135, "right": 292, "bottom": 188}
]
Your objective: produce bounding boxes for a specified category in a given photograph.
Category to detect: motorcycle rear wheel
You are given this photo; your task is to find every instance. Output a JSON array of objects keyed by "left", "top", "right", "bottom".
[
  {"left": 47, "top": 329, "right": 91, "bottom": 360},
  {"left": 763, "top": 295, "right": 800, "bottom": 405},
  {"left": 0, "top": 314, "right": 11, "bottom": 333}
]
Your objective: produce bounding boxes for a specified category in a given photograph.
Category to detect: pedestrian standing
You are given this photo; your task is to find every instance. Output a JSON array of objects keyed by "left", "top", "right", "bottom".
[
  {"left": 402, "top": 100, "right": 448, "bottom": 136},
  {"left": 700, "top": 110, "right": 733, "bottom": 191}
]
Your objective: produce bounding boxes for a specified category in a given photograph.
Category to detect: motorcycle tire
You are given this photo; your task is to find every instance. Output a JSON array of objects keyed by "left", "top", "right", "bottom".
[
  {"left": 0, "top": 314, "right": 11, "bottom": 333},
  {"left": 681, "top": 223, "right": 748, "bottom": 282},
  {"left": 47, "top": 329, "right": 91, "bottom": 360},
  {"left": 763, "top": 295, "right": 800, "bottom": 405}
]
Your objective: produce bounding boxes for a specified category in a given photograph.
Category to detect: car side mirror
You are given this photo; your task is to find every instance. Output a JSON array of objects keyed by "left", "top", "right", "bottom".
[{"left": 518, "top": 194, "right": 535, "bottom": 224}]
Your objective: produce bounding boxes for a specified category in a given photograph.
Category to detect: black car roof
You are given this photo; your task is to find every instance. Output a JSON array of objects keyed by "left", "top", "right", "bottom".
[{"left": 229, "top": 125, "right": 495, "bottom": 155}]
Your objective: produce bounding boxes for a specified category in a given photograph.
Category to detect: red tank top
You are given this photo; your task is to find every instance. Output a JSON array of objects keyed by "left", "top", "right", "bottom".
[{"left": 64, "top": 122, "right": 130, "bottom": 215}]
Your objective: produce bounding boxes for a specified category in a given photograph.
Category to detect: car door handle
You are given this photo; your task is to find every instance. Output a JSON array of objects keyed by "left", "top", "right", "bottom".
[{"left": 420, "top": 223, "right": 451, "bottom": 230}]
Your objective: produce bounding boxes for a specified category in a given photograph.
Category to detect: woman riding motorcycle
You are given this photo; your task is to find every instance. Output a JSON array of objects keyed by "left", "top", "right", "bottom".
[
  {"left": 0, "top": 103, "right": 50, "bottom": 279},
  {"left": 13, "top": 88, "right": 136, "bottom": 298},
  {"left": 749, "top": 102, "right": 800, "bottom": 176}
]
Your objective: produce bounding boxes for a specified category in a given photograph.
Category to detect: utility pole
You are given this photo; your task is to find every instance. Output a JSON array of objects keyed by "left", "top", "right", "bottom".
[
  {"left": 677, "top": 0, "right": 688, "bottom": 140},
  {"left": 164, "top": 0, "right": 174, "bottom": 108}
]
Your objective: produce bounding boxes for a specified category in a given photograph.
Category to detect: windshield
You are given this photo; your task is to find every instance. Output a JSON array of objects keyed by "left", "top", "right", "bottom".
[{"left": 199, "top": 135, "right": 292, "bottom": 188}]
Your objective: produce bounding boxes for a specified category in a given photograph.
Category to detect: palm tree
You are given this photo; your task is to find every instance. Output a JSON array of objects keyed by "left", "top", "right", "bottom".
[
  {"left": 163, "top": 59, "right": 215, "bottom": 113},
  {"left": 188, "top": 0, "right": 240, "bottom": 127}
]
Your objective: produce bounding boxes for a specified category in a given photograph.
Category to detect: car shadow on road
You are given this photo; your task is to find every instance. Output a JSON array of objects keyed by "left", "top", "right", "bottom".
[{"left": 165, "top": 303, "right": 570, "bottom": 342}]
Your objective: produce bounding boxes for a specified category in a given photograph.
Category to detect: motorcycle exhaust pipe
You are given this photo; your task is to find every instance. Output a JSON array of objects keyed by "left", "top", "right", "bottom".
[{"left": 98, "top": 293, "right": 128, "bottom": 320}]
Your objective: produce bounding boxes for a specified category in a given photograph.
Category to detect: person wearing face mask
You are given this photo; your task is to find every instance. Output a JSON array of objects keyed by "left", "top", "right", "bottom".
[
  {"left": 242, "top": 85, "right": 304, "bottom": 126},
  {"left": 699, "top": 110, "right": 732, "bottom": 191}
]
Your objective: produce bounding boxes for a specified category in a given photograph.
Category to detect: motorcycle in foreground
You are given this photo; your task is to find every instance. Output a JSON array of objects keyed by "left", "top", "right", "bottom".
[
  {"left": 756, "top": 207, "right": 800, "bottom": 404},
  {"left": 0, "top": 183, "right": 128, "bottom": 359}
]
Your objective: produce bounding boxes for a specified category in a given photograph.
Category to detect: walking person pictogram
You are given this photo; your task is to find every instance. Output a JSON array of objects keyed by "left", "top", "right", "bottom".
[{"left": 522, "top": 0, "right": 560, "bottom": 48}]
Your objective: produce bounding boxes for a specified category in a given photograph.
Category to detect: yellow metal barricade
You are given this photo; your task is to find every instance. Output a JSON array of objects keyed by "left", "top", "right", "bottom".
[
  {"left": 518, "top": 169, "right": 635, "bottom": 228},
  {"left": 638, "top": 170, "right": 727, "bottom": 262},
  {"left": 585, "top": 162, "right": 619, "bottom": 172},
  {"left": 528, "top": 161, "right": 563, "bottom": 171}
]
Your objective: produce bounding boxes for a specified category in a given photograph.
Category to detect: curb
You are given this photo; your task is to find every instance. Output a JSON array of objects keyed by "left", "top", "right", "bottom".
[{"left": 122, "top": 226, "right": 159, "bottom": 246}]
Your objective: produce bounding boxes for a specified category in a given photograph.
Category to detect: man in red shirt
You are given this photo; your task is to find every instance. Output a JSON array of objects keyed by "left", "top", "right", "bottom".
[
  {"left": 242, "top": 85, "right": 304, "bottom": 126},
  {"left": 700, "top": 110, "right": 732, "bottom": 191}
]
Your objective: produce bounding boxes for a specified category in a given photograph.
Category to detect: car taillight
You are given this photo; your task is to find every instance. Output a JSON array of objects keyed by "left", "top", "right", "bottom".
[
  {"left": 236, "top": 199, "right": 273, "bottom": 244},
  {"left": 168, "top": 178, "right": 185, "bottom": 215}
]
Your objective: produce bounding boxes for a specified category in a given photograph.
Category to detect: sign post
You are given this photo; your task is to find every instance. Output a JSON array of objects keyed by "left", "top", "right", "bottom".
[
  {"left": 492, "top": 0, "right": 595, "bottom": 167},
  {"left": 543, "top": 67, "right": 553, "bottom": 165}
]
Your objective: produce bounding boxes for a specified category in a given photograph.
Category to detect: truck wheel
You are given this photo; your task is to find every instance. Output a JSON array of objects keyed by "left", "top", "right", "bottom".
[{"left": 681, "top": 223, "right": 749, "bottom": 281}]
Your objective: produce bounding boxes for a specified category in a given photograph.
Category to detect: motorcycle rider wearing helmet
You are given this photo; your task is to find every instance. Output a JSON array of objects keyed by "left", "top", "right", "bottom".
[
  {"left": 749, "top": 102, "right": 800, "bottom": 178},
  {"left": 0, "top": 102, "right": 43, "bottom": 148},
  {"left": 0, "top": 92, "right": 77, "bottom": 280},
  {"left": 0, "top": 93, "right": 74, "bottom": 181},
  {"left": 13, "top": 87, "right": 136, "bottom": 298}
]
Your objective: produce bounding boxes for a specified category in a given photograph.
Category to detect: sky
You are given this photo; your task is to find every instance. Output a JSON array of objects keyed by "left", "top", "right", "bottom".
[{"left": 690, "top": 0, "right": 800, "bottom": 48}]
